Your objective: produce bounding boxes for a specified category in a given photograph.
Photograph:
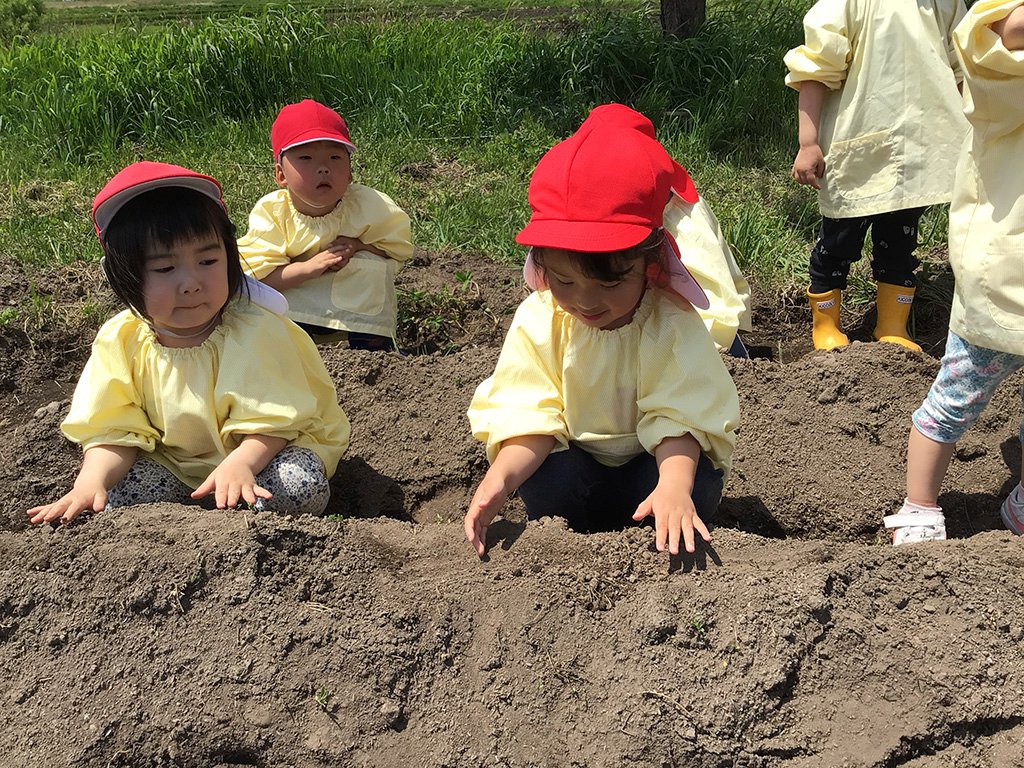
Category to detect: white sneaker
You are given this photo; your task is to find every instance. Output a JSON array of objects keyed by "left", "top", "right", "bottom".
[
  {"left": 1000, "top": 484, "right": 1024, "bottom": 536},
  {"left": 883, "top": 499, "right": 946, "bottom": 546}
]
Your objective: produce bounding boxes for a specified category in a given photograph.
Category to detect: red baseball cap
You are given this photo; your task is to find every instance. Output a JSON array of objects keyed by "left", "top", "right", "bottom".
[
  {"left": 92, "top": 161, "right": 224, "bottom": 241},
  {"left": 271, "top": 99, "right": 356, "bottom": 161},
  {"left": 91, "top": 160, "right": 290, "bottom": 315},
  {"left": 518, "top": 107, "right": 708, "bottom": 309}
]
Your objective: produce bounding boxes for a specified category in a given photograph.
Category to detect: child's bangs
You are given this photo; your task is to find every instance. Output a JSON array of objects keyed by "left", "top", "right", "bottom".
[
  {"left": 137, "top": 192, "right": 224, "bottom": 254},
  {"left": 567, "top": 250, "right": 639, "bottom": 282}
]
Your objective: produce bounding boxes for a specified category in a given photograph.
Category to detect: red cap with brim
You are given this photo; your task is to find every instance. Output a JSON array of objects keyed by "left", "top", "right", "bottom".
[
  {"left": 517, "top": 105, "right": 708, "bottom": 310},
  {"left": 92, "top": 161, "right": 224, "bottom": 241},
  {"left": 271, "top": 99, "right": 356, "bottom": 160}
]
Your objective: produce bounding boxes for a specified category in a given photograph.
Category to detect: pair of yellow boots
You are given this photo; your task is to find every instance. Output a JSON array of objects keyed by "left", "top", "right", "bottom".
[{"left": 807, "top": 283, "right": 921, "bottom": 353}]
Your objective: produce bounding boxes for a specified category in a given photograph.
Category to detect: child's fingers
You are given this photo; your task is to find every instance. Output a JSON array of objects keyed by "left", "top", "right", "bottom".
[
  {"left": 464, "top": 516, "right": 485, "bottom": 556},
  {"left": 681, "top": 518, "right": 695, "bottom": 554},
  {"left": 669, "top": 517, "right": 682, "bottom": 555},
  {"left": 26, "top": 504, "right": 53, "bottom": 525},
  {"left": 654, "top": 513, "right": 668, "bottom": 553},
  {"left": 191, "top": 478, "right": 214, "bottom": 500},
  {"left": 632, "top": 497, "right": 652, "bottom": 522}
]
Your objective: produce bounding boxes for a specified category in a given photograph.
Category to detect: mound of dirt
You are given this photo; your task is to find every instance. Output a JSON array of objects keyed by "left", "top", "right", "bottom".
[{"left": 1, "top": 254, "right": 1023, "bottom": 767}]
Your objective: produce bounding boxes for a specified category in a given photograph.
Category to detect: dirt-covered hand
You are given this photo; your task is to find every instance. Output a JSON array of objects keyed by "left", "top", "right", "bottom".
[
  {"left": 192, "top": 458, "right": 272, "bottom": 510},
  {"left": 791, "top": 144, "right": 825, "bottom": 190},
  {"left": 464, "top": 473, "right": 508, "bottom": 557},
  {"left": 632, "top": 482, "right": 711, "bottom": 555},
  {"left": 26, "top": 486, "right": 107, "bottom": 525}
]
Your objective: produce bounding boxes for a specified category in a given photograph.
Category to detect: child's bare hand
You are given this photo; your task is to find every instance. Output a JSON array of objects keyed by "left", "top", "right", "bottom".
[
  {"left": 26, "top": 486, "right": 107, "bottom": 525},
  {"left": 464, "top": 474, "right": 509, "bottom": 557},
  {"left": 792, "top": 145, "right": 826, "bottom": 189},
  {"left": 192, "top": 460, "right": 272, "bottom": 510},
  {"left": 632, "top": 482, "right": 711, "bottom": 555},
  {"left": 305, "top": 246, "right": 352, "bottom": 276},
  {"left": 328, "top": 235, "right": 364, "bottom": 254}
]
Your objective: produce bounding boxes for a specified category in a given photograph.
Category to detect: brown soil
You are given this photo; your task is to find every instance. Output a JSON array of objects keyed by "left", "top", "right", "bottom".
[{"left": 2, "top": 253, "right": 1023, "bottom": 768}]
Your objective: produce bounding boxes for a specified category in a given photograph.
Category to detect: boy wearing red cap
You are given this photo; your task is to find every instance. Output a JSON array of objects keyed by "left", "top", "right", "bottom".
[
  {"left": 27, "top": 162, "right": 349, "bottom": 524},
  {"left": 239, "top": 99, "right": 412, "bottom": 350},
  {"left": 464, "top": 106, "right": 740, "bottom": 558},
  {"left": 786, "top": 0, "right": 969, "bottom": 352}
]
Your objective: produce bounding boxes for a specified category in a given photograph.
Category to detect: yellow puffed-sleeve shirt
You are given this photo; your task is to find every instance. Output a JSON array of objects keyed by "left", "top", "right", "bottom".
[
  {"left": 61, "top": 299, "right": 350, "bottom": 488},
  {"left": 238, "top": 185, "right": 412, "bottom": 336},
  {"left": 948, "top": 0, "right": 1024, "bottom": 354},
  {"left": 665, "top": 197, "right": 752, "bottom": 351},
  {"left": 468, "top": 290, "right": 739, "bottom": 473},
  {"left": 784, "top": 0, "right": 968, "bottom": 218}
]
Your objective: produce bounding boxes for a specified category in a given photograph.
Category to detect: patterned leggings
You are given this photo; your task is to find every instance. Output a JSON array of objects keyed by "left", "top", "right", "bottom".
[
  {"left": 913, "top": 331, "right": 1024, "bottom": 444},
  {"left": 106, "top": 445, "right": 331, "bottom": 516}
]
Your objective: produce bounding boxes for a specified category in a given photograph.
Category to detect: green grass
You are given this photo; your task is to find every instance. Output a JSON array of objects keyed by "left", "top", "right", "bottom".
[
  {"left": 40, "top": 0, "right": 637, "bottom": 32},
  {"left": 1, "top": 0, "right": 838, "bottom": 323}
]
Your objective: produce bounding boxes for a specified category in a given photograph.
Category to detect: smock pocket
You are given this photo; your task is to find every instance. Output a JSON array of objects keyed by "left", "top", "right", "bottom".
[
  {"left": 827, "top": 130, "right": 899, "bottom": 201},
  {"left": 329, "top": 252, "right": 392, "bottom": 316},
  {"left": 981, "top": 235, "right": 1024, "bottom": 332}
]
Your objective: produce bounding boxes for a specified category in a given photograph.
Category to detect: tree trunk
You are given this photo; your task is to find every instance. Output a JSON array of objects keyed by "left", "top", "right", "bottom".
[{"left": 660, "top": 0, "right": 706, "bottom": 38}]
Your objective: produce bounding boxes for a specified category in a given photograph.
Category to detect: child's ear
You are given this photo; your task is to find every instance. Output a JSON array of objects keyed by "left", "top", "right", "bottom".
[{"left": 274, "top": 162, "right": 287, "bottom": 187}]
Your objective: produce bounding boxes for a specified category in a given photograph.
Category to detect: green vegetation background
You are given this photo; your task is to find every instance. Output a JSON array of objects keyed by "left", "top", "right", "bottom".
[{"left": 0, "top": 0, "right": 952, "bottom": 330}]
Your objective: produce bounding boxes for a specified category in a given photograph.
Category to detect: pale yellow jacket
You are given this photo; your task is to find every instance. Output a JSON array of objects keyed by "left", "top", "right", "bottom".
[
  {"left": 239, "top": 185, "right": 413, "bottom": 336},
  {"left": 62, "top": 300, "right": 350, "bottom": 488},
  {"left": 666, "top": 197, "right": 752, "bottom": 351},
  {"left": 948, "top": 0, "right": 1024, "bottom": 354},
  {"left": 468, "top": 290, "right": 739, "bottom": 473},
  {"left": 784, "top": 0, "right": 968, "bottom": 218}
]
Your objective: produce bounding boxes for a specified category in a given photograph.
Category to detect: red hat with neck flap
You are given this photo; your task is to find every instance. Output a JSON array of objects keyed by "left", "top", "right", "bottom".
[{"left": 518, "top": 104, "right": 708, "bottom": 309}]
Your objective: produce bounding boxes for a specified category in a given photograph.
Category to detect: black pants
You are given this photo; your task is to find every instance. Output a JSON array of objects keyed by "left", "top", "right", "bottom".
[
  {"left": 297, "top": 322, "right": 394, "bottom": 351},
  {"left": 808, "top": 207, "right": 925, "bottom": 293},
  {"left": 517, "top": 443, "right": 724, "bottom": 534}
]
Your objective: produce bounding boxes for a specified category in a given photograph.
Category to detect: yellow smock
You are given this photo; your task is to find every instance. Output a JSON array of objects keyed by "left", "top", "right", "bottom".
[
  {"left": 61, "top": 298, "right": 350, "bottom": 488},
  {"left": 468, "top": 290, "right": 739, "bottom": 473},
  {"left": 948, "top": 0, "right": 1024, "bottom": 354},
  {"left": 784, "top": 0, "right": 969, "bottom": 218},
  {"left": 238, "top": 185, "right": 413, "bottom": 336},
  {"left": 665, "top": 196, "right": 752, "bottom": 351}
]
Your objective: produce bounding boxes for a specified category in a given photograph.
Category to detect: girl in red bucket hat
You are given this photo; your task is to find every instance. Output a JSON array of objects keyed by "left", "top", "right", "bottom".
[
  {"left": 27, "top": 161, "right": 350, "bottom": 525},
  {"left": 465, "top": 109, "right": 740, "bottom": 558}
]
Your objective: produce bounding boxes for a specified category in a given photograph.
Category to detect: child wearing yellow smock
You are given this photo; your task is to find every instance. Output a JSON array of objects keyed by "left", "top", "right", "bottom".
[
  {"left": 885, "top": 1, "right": 1024, "bottom": 545},
  {"left": 26, "top": 162, "right": 349, "bottom": 525},
  {"left": 239, "top": 99, "right": 413, "bottom": 351},
  {"left": 785, "top": 0, "right": 969, "bottom": 352},
  {"left": 464, "top": 107, "right": 740, "bottom": 559}
]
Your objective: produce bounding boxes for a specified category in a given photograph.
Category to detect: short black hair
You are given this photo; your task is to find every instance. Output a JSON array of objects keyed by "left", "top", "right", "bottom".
[
  {"left": 532, "top": 229, "right": 667, "bottom": 283},
  {"left": 101, "top": 187, "right": 245, "bottom": 321}
]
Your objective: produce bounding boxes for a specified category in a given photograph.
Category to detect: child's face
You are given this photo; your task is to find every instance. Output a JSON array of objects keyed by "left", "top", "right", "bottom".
[
  {"left": 275, "top": 140, "right": 352, "bottom": 216},
  {"left": 542, "top": 249, "right": 647, "bottom": 330},
  {"left": 142, "top": 232, "right": 230, "bottom": 346}
]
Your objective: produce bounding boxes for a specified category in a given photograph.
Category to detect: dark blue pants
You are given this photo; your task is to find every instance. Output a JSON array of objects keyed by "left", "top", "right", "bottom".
[
  {"left": 808, "top": 206, "right": 925, "bottom": 293},
  {"left": 517, "top": 443, "right": 724, "bottom": 534}
]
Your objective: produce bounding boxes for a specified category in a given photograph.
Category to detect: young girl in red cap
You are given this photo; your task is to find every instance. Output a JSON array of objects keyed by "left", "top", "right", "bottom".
[
  {"left": 464, "top": 108, "right": 740, "bottom": 557},
  {"left": 27, "top": 161, "right": 350, "bottom": 525}
]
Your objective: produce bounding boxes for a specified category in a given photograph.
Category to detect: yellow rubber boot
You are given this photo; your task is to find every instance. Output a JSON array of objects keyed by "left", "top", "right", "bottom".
[
  {"left": 873, "top": 283, "right": 922, "bottom": 352},
  {"left": 807, "top": 289, "right": 850, "bottom": 351}
]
